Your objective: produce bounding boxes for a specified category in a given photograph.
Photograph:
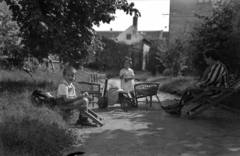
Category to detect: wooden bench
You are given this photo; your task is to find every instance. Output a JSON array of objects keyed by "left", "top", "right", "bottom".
[
  {"left": 77, "top": 73, "right": 106, "bottom": 107},
  {"left": 77, "top": 82, "right": 102, "bottom": 107},
  {"left": 134, "top": 83, "right": 161, "bottom": 107}
]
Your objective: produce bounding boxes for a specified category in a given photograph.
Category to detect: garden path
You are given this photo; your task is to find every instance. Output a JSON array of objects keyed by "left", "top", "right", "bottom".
[{"left": 64, "top": 71, "right": 240, "bottom": 156}]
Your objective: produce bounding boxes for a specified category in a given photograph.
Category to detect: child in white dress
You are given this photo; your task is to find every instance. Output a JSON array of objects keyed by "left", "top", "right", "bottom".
[{"left": 119, "top": 57, "right": 137, "bottom": 107}]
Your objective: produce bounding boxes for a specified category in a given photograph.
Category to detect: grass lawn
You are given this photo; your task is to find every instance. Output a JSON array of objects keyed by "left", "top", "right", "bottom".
[
  {"left": 0, "top": 69, "right": 239, "bottom": 156},
  {"left": 0, "top": 69, "right": 96, "bottom": 156}
]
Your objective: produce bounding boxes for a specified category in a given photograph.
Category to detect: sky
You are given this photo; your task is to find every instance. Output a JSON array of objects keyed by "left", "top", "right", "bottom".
[{"left": 93, "top": 0, "right": 170, "bottom": 31}]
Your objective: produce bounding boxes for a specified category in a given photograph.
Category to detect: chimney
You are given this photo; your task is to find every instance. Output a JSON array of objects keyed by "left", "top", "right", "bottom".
[
  {"left": 158, "top": 31, "right": 163, "bottom": 39},
  {"left": 133, "top": 15, "right": 138, "bottom": 30}
]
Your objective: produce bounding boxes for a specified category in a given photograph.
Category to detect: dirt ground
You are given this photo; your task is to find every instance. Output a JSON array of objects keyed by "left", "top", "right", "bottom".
[
  {"left": 64, "top": 91, "right": 240, "bottom": 156},
  {"left": 64, "top": 72, "right": 240, "bottom": 156}
]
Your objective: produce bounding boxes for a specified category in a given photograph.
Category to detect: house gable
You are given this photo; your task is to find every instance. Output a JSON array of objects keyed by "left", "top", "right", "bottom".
[{"left": 116, "top": 26, "right": 144, "bottom": 45}]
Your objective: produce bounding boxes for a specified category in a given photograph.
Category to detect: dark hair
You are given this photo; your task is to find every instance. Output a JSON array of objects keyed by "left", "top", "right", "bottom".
[
  {"left": 63, "top": 66, "right": 77, "bottom": 75},
  {"left": 122, "top": 57, "right": 132, "bottom": 66},
  {"left": 203, "top": 49, "right": 220, "bottom": 61}
]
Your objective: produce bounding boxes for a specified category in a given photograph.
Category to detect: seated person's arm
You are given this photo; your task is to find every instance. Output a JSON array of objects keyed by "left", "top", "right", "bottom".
[
  {"left": 197, "top": 64, "right": 226, "bottom": 88},
  {"left": 57, "top": 84, "right": 88, "bottom": 103},
  {"left": 62, "top": 93, "right": 86, "bottom": 103}
]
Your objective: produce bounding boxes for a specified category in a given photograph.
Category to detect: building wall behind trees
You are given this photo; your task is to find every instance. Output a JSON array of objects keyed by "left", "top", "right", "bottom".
[{"left": 169, "top": 0, "right": 214, "bottom": 44}]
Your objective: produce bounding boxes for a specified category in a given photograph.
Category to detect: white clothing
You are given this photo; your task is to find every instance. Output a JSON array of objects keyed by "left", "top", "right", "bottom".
[
  {"left": 119, "top": 68, "right": 135, "bottom": 92},
  {"left": 56, "top": 80, "right": 76, "bottom": 98},
  {"left": 107, "top": 87, "right": 124, "bottom": 105}
]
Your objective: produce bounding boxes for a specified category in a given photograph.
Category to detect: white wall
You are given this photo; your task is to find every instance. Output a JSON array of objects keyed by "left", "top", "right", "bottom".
[{"left": 117, "top": 26, "right": 144, "bottom": 45}]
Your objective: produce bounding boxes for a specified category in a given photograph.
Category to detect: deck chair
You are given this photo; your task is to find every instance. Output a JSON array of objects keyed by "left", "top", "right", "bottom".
[
  {"left": 184, "top": 78, "right": 240, "bottom": 119},
  {"left": 134, "top": 83, "right": 161, "bottom": 107},
  {"left": 57, "top": 105, "right": 103, "bottom": 126}
]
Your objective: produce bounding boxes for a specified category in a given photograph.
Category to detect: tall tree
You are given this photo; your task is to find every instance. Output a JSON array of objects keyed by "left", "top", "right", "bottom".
[
  {"left": 2, "top": 0, "right": 140, "bottom": 63},
  {"left": 0, "top": 1, "right": 20, "bottom": 58},
  {"left": 187, "top": 0, "right": 240, "bottom": 77}
]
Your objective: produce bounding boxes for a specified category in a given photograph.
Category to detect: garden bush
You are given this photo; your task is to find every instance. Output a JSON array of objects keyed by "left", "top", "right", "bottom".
[
  {"left": 147, "top": 75, "right": 198, "bottom": 95},
  {"left": 146, "top": 39, "right": 167, "bottom": 75},
  {"left": 90, "top": 36, "right": 130, "bottom": 72},
  {"left": 0, "top": 69, "right": 85, "bottom": 156},
  {"left": 0, "top": 92, "right": 80, "bottom": 156}
]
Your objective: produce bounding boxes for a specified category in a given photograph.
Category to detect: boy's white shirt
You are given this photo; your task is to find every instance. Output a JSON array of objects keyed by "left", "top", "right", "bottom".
[
  {"left": 119, "top": 68, "right": 135, "bottom": 92},
  {"left": 56, "top": 80, "right": 76, "bottom": 98}
]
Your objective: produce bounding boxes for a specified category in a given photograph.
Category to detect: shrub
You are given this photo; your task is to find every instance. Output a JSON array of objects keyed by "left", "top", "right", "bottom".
[
  {"left": 90, "top": 36, "right": 130, "bottom": 72},
  {"left": 146, "top": 39, "right": 167, "bottom": 75},
  {"left": 0, "top": 69, "right": 88, "bottom": 156},
  {"left": 162, "top": 68, "right": 173, "bottom": 77},
  {"left": 147, "top": 75, "right": 198, "bottom": 94}
]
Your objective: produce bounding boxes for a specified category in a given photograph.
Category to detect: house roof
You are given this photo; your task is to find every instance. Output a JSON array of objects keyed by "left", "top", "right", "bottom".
[
  {"left": 139, "top": 31, "right": 161, "bottom": 39},
  {"left": 96, "top": 31, "right": 121, "bottom": 39},
  {"left": 96, "top": 30, "right": 169, "bottom": 42},
  {"left": 141, "top": 31, "right": 169, "bottom": 40}
]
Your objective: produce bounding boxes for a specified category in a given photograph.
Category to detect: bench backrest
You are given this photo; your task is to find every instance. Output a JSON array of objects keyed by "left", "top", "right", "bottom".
[
  {"left": 89, "top": 73, "right": 106, "bottom": 83},
  {"left": 134, "top": 83, "right": 159, "bottom": 98},
  {"left": 77, "top": 82, "right": 101, "bottom": 95}
]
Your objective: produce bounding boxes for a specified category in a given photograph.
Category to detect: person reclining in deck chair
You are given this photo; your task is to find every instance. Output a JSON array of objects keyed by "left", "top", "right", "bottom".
[
  {"left": 163, "top": 49, "right": 229, "bottom": 116},
  {"left": 55, "top": 66, "right": 97, "bottom": 126}
]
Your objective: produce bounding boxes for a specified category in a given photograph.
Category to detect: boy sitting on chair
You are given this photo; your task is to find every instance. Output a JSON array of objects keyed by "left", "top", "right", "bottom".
[{"left": 56, "top": 66, "right": 96, "bottom": 127}]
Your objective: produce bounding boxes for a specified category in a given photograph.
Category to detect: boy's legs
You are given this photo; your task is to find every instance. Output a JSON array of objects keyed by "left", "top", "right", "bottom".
[{"left": 73, "top": 98, "right": 96, "bottom": 126}]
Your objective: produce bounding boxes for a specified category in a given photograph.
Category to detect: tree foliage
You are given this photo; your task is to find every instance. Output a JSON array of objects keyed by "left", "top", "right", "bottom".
[
  {"left": 88, "top": 36, "right": 129, "bottom": 72},
  {"left": 162, "top": 38, "right": 193, "bottom": 76},
  {"left": 146, "top": 39, "right": 167, "bottom": 75},
  {"left": 188, "top": 0, "right": 240, "bottom": 77},
  {"left": 2, "top": 0, "right": 140, "bottom": 63},
  {"left": 0, "top": 2, "right": 20, "bottom": 57}
]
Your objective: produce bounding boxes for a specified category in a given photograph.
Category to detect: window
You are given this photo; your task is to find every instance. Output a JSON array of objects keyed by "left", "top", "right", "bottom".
[{"left": 126, "top": 34, "right": 131, "bottom": 40}]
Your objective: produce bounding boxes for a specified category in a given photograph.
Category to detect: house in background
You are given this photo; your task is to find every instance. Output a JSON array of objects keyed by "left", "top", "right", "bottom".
[{"left": 96, "top": 15, "right": 169, "bottom": 70}]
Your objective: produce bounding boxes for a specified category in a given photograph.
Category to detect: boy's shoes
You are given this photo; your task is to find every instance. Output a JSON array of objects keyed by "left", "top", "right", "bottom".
[{"left": 76, "top": 117, "right": 97, "bottom": 127}]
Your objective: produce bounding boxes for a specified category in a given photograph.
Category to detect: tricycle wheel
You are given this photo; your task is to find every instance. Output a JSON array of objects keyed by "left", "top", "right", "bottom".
[
  {"left": 98, "top": 97, "right": 108, "bottom": 109},
  {"left": 121, "top": 100, "right": 132, "bottom": 112}
]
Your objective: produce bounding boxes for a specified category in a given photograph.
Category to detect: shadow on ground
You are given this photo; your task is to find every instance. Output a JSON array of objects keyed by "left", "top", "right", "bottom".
[{"left": 70, "top": 101, "right": 240, "bottom": 156}]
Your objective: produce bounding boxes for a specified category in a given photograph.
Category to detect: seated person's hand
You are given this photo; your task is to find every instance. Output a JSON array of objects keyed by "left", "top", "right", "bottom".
[
  {"left": 196, "top": 82, "right": 205, "bottom": 88},
  {"left": 83, "top": 92, "right": 89, "bottom": 98}
]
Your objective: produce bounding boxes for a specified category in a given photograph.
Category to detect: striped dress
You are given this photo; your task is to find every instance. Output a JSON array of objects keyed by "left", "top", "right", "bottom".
[{"left": 202, "top": 62, "right": 228, "bottom": 97}]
